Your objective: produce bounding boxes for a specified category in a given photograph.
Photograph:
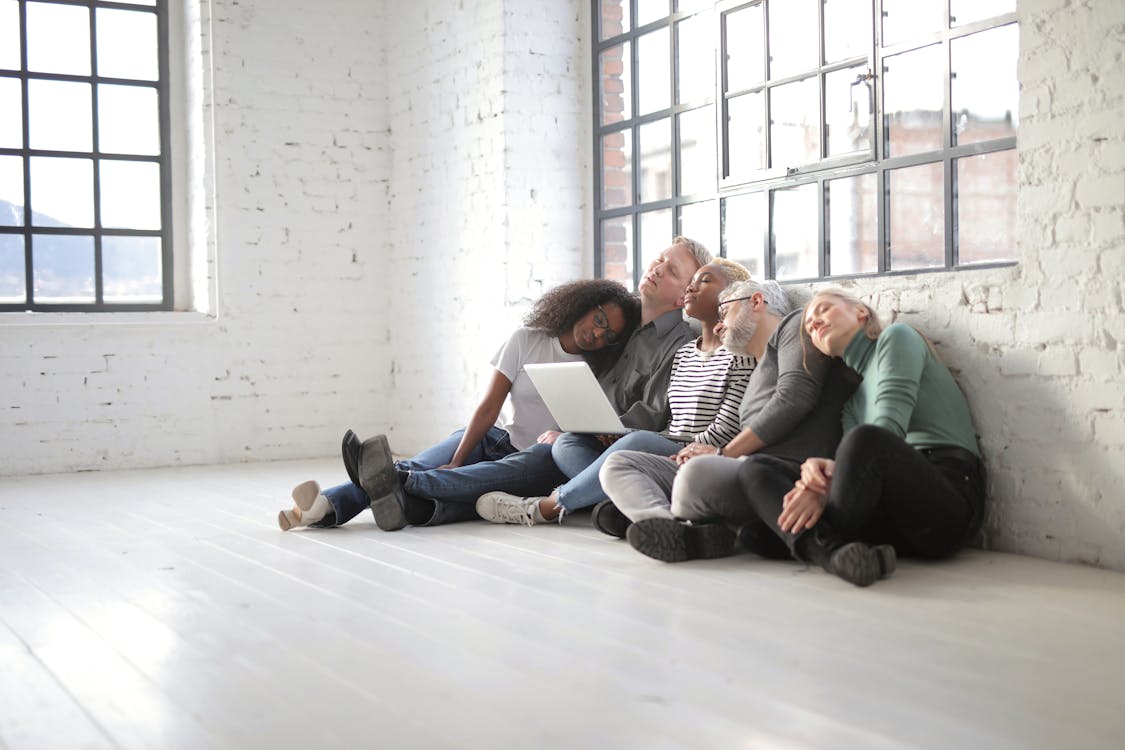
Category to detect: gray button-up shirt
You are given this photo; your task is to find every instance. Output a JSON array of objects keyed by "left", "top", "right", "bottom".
[{"left": 598, "top": 308, "right": 697, "bottom": 431}]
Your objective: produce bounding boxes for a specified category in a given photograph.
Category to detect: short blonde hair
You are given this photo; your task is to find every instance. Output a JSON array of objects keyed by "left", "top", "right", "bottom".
[{"left": 708, "top": 257, "right": 751, "bottom": 285}]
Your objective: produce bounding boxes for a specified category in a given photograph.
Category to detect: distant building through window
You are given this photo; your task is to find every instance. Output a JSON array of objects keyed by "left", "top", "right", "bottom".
[
  {"left": 593, "top": 0, "right": 1018, "bottom": 286},
  {"left": 0, "top": 0, "right": 171, "bottom": 311}
]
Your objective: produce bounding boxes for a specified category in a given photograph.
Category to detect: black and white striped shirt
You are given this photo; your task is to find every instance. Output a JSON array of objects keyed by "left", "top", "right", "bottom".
[{"left": 665, "top": 340, "right": 757, "bottom": 446}]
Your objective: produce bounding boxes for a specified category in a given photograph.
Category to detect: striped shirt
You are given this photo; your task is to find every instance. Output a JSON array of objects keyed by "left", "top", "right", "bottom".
[{"left": 665, "top": 340, "right": 757, "bottom": 446}]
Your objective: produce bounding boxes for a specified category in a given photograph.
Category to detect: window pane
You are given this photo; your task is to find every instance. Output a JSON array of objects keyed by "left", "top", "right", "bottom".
[
  {"left": 677, "top": 0, "right": 711, "bottom": 13},
  {"left": 725, "top": 4, "right": 764, "bottom": 92},
  {"left": 637, "top": 0, "right": 669, "bottom": 27},
  {"left": 956, "top": 150, "right": 1016, "bottom": 265},
  {"left": 99, "top": 84, "right": 160, "bottom": 155},
  {"left": 96, "top": 8, "right": 158, "bottom": 81},
  {"left": 602, "top": 216, "right": 634, "bottom": 287},
  {"left": 951, "top": 0, "right": 1015, "bottom": 27},
  {"left": 0, "top": 155, "right": 23, "bottom": 226},
  {"left": 727, "top": 92, "right": 765, "bottom": 177},
  {"left": 883, "top": 45, "right": 944, "bottom": 158},
  {"left": 767, "top": 0, "right": 818, "bottom": 79},
  {"left": 0, "top": 77, "right": 21, "bottom": 147},
  {"left": 826, "top": 65, "right": 872, "bottom": 157},
  {"left": 100, "top": 160, "right": 161, "bottom": 230},
  {"left": 102, "top": 235, "right": 162, "bottom": 302},
  {"left": 722, "top": 192, "right": 767, "bottom": 278},
  {"left": 33, "top": 233, "right": 94, "bottom": 302},
  {"left": 676, "top": 10, "right": 713, "bottom": 105},
  {"left": 827, "top": 173, "right": 878, "bottom": 275},
  {"left": 888, "top": 162, "right": 944, "bottom": 270},
  {"left": 638, "top": 118, "right": 672, "bottom": 202},
  {"left": 773, "top": 183, "right": 819, "bottom": 280},
  {"left": 882, "top": 0, "right": 945, "bottom": 47},
  {"left": 679, "top": 200, "right": 717, "bottom": 257},
  {"left": 601, "top": 128, "right": 633, "bottom": 210},
  {"left": 637, "top": 27, "right": 670, "bottom": 115},
  {"left": 600, "top": 0, "right": 631, "bottom": 40},
  {"left": 678, "top": 105, "right": 714, "bottom": 197},
  {"left": 0, "top": 233, "right": 24, "bottom": 302},
  {"left": 26, "top": 2, "right": 90, "bottom": 75},
  {"left": 952, "top": 25, "right": 1018, "bottom": 146},
  {"left": 30, "top": 157, "right": 93, "bottom": 227},
  {"left": 600, "top": 43, "right": 632, "bottom": 125},
  {"left": 639, "top": 209, "right": 673, "bottom": 269},
  {"left": 824, "top": 0, "right": 873, "bottom": 63},
  {"left": 28, "top": 79, "right": 92, "bottom": 152},
  {"left": 0, "top": 0, "right": 19, "bottom": 70},
  {"left": 770, "top": 76, "right": 819, "bottom": 167}
]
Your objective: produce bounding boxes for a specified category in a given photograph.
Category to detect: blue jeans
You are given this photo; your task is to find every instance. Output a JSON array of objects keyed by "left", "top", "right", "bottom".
[
  {"left": 318, "top": 428, "right": 564, "bottom": 527},
  {"left": 551, "top": 431, "right": 686, "bottom": 512}
]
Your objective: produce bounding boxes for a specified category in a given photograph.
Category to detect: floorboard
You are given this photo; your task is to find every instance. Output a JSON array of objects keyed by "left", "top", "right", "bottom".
[{"left": 1, "top": 459, "right": 1123, "bottom": 749}]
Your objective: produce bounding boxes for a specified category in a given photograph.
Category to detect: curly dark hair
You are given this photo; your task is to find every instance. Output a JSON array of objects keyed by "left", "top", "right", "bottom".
[{"left": 524, "top": 279, "right": 642, "bottom": 374}]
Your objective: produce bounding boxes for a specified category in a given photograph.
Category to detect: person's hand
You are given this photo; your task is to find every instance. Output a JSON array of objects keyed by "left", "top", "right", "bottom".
[
  {"left": 597, "top": 434, "right": 620, "bottom": 448},
  {"left": 778, "top": 484, "right": 827, "bottom": 533},
  {"left": 674, "top": 442, "right": 718, "bottom": 466},
  {"left": 537, "top": 430, "right": 563, "bottom": 445},
  {"left": 798, "top": 458, "right": 835, "bottom": 496}
]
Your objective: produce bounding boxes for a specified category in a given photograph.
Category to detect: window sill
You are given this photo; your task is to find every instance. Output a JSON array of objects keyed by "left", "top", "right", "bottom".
[{"left": 0, "top": 310, "right": 217, "bottom": 328}]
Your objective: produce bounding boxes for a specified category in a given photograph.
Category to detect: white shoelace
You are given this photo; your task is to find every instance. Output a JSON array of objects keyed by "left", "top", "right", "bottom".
[{"left": 495, "top": 497, "right": 536, "bottom": 526}]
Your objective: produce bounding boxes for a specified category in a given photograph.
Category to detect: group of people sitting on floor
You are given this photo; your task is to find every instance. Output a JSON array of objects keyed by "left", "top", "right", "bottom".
[{"left": 276, "top": 237, "right": 985, "bottom": 588}]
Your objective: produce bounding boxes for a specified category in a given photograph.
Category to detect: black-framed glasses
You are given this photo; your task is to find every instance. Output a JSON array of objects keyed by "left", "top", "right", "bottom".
[
  {"left": 717, "top": 295, "right": 761, "bottom": 322},
  {"left": 593, "top": 304, "right": 622, "bottom": 346}
]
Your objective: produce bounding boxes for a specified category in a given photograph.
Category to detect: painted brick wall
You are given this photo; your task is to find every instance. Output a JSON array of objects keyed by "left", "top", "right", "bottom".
[
  {"left": 379, "top": 0, "right": 589, "bottom": 453},
  {"left": 0, "top": 0, "right": 392, "bottom": 473}
]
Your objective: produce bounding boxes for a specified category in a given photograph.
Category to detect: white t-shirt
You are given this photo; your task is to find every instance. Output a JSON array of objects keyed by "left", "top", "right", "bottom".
[{"left": 491, "top": 327, "right": 584, "bottom": 450}]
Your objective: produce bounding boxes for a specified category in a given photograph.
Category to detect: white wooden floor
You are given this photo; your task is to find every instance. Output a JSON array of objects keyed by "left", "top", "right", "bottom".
[{"left": 1, "top": 459, "right": 1123, "bottom": 750}]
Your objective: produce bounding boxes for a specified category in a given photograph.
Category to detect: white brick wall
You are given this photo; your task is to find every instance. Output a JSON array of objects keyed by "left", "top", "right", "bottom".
[{"left": 0, "top": 0, "right": 1122, "bottom": 572}]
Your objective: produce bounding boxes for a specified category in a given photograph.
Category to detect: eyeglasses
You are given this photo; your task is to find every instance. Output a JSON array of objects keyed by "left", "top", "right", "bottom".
[
  {"left": 593, "top": 305, "right": 622, "bottom": 346},
  {"left": 716, "top": 295, "right": 762, "bottom": 322}
]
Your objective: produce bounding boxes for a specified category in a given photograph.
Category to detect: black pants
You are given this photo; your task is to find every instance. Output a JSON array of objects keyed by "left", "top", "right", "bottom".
[{"left": 737, "top": 424, "right": 986, "bottom": 563}]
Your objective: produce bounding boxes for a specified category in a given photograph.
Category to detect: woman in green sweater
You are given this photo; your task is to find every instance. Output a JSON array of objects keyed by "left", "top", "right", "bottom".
[{"left": 736, "top": 289, "right": 986, "bottom": 586}]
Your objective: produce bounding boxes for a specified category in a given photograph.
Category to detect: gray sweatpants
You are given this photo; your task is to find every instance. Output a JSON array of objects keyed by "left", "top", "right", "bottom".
[{"left": 598, "top": 450, "right": 754, "bottom": 524}]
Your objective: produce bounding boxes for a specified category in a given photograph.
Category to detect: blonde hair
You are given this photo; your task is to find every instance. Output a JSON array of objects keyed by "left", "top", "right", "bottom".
[
  {"left": 800, "top": 288, "right": 884, "bottom": 371},
  {"left": 708, "top": 257, "right": 751, "bottom": 285},
  {"left": 672, "top": 235, "right": 714, "bottom": 268}
]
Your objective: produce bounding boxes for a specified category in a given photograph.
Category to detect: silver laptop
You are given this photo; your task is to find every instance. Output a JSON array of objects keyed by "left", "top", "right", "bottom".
[{"left": 523, "top": 361, "right": 692, "bottom": 441}]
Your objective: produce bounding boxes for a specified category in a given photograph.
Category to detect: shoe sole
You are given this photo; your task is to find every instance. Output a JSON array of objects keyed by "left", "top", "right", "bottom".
[
  {"left": 370, "top": 488, "right": 407, "bottom": 531},
  {"left": 277, "top": 510, "right": 298, "bottom": 531},
  {"left": 627, "top": 518, "right": 735, "bottom": 562},
  {"left": 829, "top": 542, "right": 896, "bottom": 587},
  {"left": 341, "top": 429, "right": 361, "bottom": 487},
  {"left": 292, "top": 480, "right": 320, "bottom": 511}
]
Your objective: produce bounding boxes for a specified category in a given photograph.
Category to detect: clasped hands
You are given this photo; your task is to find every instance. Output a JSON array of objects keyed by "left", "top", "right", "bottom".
[{"left": 778, "top": 457, "right": 834, "bottom": 534}]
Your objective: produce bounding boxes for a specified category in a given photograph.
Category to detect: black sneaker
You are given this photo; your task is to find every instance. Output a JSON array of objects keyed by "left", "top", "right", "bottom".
[
  {"left": 591, "top": 500, "right": 631, "bottom": 539},
  {"left": 626, "top": 518, "right": 736, "bottom": 563},
  {"left": 826, "top": 542, "right": 897, "bottom": 587}
]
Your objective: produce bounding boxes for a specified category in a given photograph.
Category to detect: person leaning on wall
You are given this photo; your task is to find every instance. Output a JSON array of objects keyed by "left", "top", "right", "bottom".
[{"left": 275, "top": 279, "right": 640, "bottom": 532}]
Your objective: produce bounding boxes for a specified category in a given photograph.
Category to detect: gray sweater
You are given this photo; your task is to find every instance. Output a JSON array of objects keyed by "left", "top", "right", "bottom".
[{"left": 738, "top": 310, "right": 856, "bottom": 462}]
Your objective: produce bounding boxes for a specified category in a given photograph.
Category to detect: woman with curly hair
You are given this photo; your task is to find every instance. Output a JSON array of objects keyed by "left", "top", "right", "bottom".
[{"left": 277, "top": 279, "right": 640, "bottom": 531}]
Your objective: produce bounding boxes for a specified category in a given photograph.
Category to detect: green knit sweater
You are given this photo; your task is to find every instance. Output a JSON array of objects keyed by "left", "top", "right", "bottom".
[{"left": 841, "top": 323, "right": 980, "bottom": 456}]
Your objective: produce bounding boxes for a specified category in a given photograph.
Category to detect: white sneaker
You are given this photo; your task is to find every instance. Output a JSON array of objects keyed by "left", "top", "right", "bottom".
[{"left": 476, "top": 492, "right": 543, "bottom": 526}]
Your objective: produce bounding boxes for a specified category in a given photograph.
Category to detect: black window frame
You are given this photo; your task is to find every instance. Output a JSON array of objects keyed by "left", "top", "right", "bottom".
[
  {"left": 592, "top": 0, "right": 1019, "bottom": 287},
  {"left": 0, "top": 0, "right": 173, "bottom": 312}
]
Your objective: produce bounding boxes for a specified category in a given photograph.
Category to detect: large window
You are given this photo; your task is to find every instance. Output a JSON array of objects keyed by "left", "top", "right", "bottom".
[
  {"left": 593, "top": 0, "right": 1018, "bottom": 286},
  {"left": 0, "top": 0, "right": 171, "bottom": 311}
]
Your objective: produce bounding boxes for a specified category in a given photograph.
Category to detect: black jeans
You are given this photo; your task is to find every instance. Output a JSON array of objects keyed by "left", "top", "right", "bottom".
[{"left": 737, "top": 424, "right": 986, "bottom": 563}]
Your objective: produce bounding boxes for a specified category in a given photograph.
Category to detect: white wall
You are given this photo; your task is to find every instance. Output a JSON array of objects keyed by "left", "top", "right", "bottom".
[
  {"left": 0, "top": 0, "right": 392, "bottom": 471},
  {"left": 0, "top": 0, "right": 1123, "bottom": 571}
]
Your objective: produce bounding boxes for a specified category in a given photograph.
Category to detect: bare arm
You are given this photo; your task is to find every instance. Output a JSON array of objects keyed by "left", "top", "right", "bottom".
[{"left": 443, "top": 369, "right": 513, "bottom": 469}]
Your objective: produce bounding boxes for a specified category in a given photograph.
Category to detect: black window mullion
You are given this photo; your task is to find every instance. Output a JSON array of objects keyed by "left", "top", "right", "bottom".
[
  {"left": 157, "top": 0, "right": 173, "bottom": 306},
  {"left": 90, "top": 2, "right": 103, "bottom": 304},
  {"left": 18, "top": 0, "right": 33, "bottom": 305}
]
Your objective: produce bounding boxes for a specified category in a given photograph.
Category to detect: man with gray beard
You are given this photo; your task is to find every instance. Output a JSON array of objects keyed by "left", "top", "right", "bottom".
[{"left": 598, "top": 281, "right": 856, "bottom": 562}]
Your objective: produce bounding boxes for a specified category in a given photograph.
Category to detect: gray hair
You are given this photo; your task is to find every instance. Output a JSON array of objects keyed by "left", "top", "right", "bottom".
[
  {"left": 720, "top": 279, "right": 791, "bottom": 318},
  {"left": 672, "top": 235, "right": 713, "bottom": 268}
]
